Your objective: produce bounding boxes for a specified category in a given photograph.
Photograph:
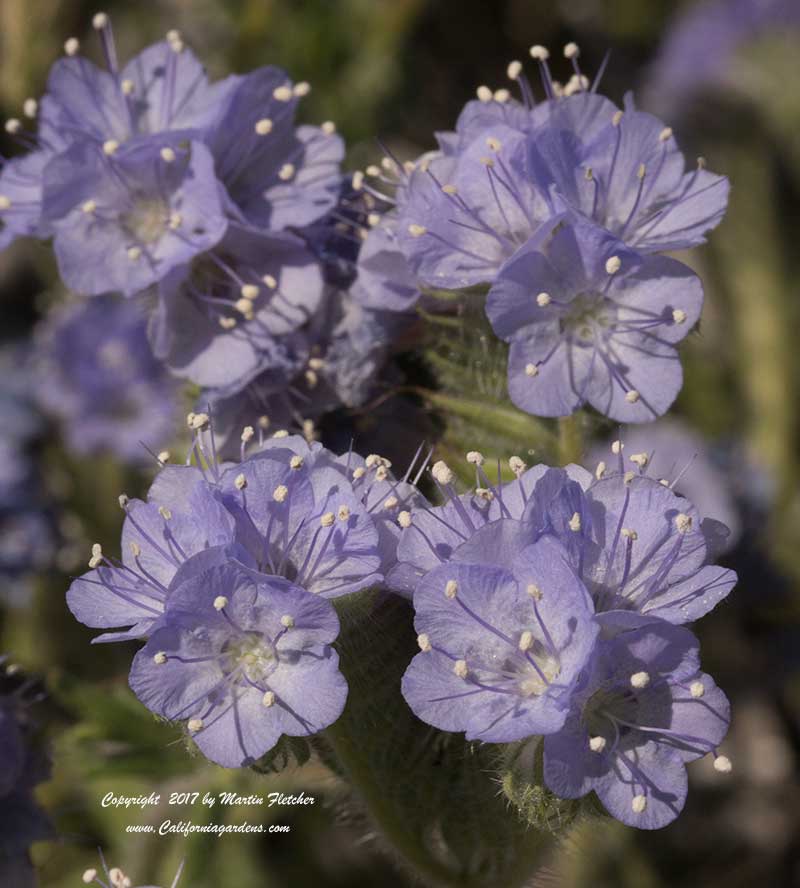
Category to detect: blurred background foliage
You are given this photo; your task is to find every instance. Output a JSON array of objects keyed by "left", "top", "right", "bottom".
[{"left": 1, "top": 0, "right": 799, "bottom": 885}]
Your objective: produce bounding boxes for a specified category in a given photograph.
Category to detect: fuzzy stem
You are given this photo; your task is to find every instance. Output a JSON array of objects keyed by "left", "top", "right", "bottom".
[{"left": 557, "top": 414, "right": 584, "bottom": 465}]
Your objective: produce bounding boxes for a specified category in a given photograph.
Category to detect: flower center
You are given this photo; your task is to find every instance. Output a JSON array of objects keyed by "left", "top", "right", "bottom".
[
  {"left": 123, "top": 197, "right": 169, "bottom": 244},
  {"left": 222, "top": 634, "right": 277, "bottom": 683},
  {"left": 561, "top": 293, "right": 611, "bottom": 343}
]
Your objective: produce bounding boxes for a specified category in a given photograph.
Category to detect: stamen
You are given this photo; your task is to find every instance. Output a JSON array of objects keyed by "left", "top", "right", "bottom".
[
  {"left": 509, "top": 455, "right": 526, "bottom": 476},
  {"left": 320, "top": 512, "right": 335, "bottom": 527},
  {"left": 453, "top": 659, "right": 469, "bottom": 678},
  {"left": 529, "top": 45, "right": 550, "bottom": 61},
  {"left": 127, "top": 246, "right": 142, "bottom": 260},
  {"left": 476, "top": 85, "right": 493, "bottom": 102},
  {"left": 629, "top": 452, "right": 648, "bottom": 468},
  {"left": 187, "top": 718, "right": 204, "bottom": 732},
  {"left": 293, "top": 82, "right": 311, "bottom": 97},
  {"left": 89, "top": 543, "right": 103, "bottom": 569},
  {"left": 595, "top": 461, "right": 606, "bottom": 479},
  {"left": 23, "top": 98, "right": 37, "bottom": 118},
  {"left": 289, "top": 455, "right": 304, "bottom": 470},
  {"left": 64, "top": 38, "right": 80, "bottom": 56},
  {"left": 213, "top": 596, "right": 228, "bottom": 610},
  {"left": 630, "top": 671, "right": 650, "bottom": 689},
  {"left": 507, "top": 60, "right": 522, "bottom": 80},
  {"left": 408, "top": 223, "right": 426, "bottom": 237},
  {"left": 536, "top": 292, "right": 551, "bottom": 306},
  {"left": 82, "top": 869, "right": 97, "bottom": 884},
  {"left": 690, "top": 681, "right": 705, "bottom": 698},
  {"left": 121, "top": 79, "right": 135, "bottom": 95},
  {"left": 153, "top": 652, "right": 167, "bottom": 665},
  {"left": 568, "top": 512, "right": 582, "bottom": 532},
  {"left": 713, "top": 755, "right": 732, "bottom": 773},
  {"left": 337, "top": 505, "right": 350, "bottom": 522},
  {"left": 672, "top": 309, "right": 687, "bottom": 323},
  {"left": 321, "top": 121, "right": 336, "bottom": 134},
  {"left": 273, "top": 485, "right": 288, "bottom": 502},
  {"left": 417, "top": 633, "right": 432, "bottom": 652},
  {"left": 466, "top": 451, "right": 484, "bottom": 465},
  {"left": 273, "top": 85, "right": 293, "bottom": 102},
  {"left": 234, "top": 474, "right": 247, "bottom": 490},
  {"left": 431, "top": 460, "right": 454, "bottom": 485},
  {"left": 278, "top": 163, "right": 295, "bottom": 181},
  {"left": 518, "top": 630, "right": 533, "bottom": 652},
  {"left": 659, "top": 126, "right": 673, "bottom": 142},
  {"left": 102, "top": 139, "right": 119, "bottom": 155},
  {"left": 527, "top": 583, "right": 543, "bottom": 600},
  {"left": 589, "top": 735, "right": 606, "bottom": 753},
  {"left": 675, "top": 513, "right": 692, "bottom": 534},
  {"left": 280, "top": 614, "right": 295, "bottom": 628},
  {"left": 445, "top": 579, "right": 458, "bottom": 599},
  {"left": 158, "top": 506, "right": 172, "bottom": 520},
  {"left": 262, "top": 691, "right": 276, "bottom": 707},
  {"left": 631, "top": 794, "right": 647, "bottom": 813},
  {"left": 398, "top": 511, "right": 412, "bottom": 528},
  {"left": 605, "top": 255, "right": 621, "bottom": 274},
  {"left": 625, "top": 390, "right": 640, "bottom": 404},
  {"left": 255, "top": 118, "right": 273, "bottom": 136}
]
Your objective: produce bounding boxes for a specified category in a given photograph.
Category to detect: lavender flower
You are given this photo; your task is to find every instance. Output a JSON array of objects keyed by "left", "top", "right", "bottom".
[
  {"left": 129, "top": 563, "right": 347, "bottom": 767},
  {"left": 543, "top": 615, "right": 730, "bottom": 829},
  {"left": 486, "top": 218, "right": 703, "bottom": 420},
  {"left": 35, "top": 295, "right": 180, "bottom": 463},
  {"left": 401, "top": 537, "right": 598, "bottom": 740}
]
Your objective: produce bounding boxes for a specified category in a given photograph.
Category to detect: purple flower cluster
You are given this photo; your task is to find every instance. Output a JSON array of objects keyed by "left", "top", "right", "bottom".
[
  {"left": 66, "top": 418, "right": 422, "bottom": 767},
  {"left": 391, "top": 444, "right": 735, "bottom": 828},
  {"left": 381, "top": 44, "right": 728, "bottom": 421},
  {"left": 34, "top": 295, "right": 180, "bottom": 464}
]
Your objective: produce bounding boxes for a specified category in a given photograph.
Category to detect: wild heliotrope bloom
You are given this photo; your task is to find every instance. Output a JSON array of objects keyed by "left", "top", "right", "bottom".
[
  {"left": 543, "top": 615, "right": 731, "bottom": 829},
  {"left": 401, "top": 538, "right": 598, "bottom": 740},
  {"left": 129, "top": 563, "right": 347, "bottom": 767},
  {"left": 486, "top": 217, "right": 703, "bottom": 420},
  {"left": 35, "top": 294, "right": 180, "bottom": 462}
]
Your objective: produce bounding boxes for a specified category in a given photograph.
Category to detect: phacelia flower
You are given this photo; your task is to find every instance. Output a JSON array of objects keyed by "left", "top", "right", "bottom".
[
  {"left": 35, "top": 294, "right": 180, "bottom": 463},
  {"left": 543, "top": 615, "right": 730, "bottom": 829},
  {"left": 129, "top": 563, "right": 347, "bottom": 767},
  {"left": 486, "top": 218, "right": 703, "bottom": 420},
  {"left": 401, "top": 537, "right": 598, "bottom": 740}
]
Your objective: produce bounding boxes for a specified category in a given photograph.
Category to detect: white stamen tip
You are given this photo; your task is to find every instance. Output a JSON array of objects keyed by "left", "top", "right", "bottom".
[
  {"left": 509, "top": 455, "right": 527, "bottom": 476},
  {"left": 383, "top": 496, "right": 399, "bottom": 511},
  {"left": 118, "top": 494, "right": 129, "bottom": 509},
  {"left": 563, "top": 42, "right": 580, "bottom": 59},
  {"left": 630, "top": 671, "right": 650, "bottom": 689},
  {"left": 466, "top": 450, "right": 484, "bottom": 465},
  {"left": 714, "top": 755, "right": 732, "bottom": 773},
  {"left": 672, "top": 308, "right": 687, "bottom": 324},
  {"left": 289, "top": 455, "right": 304, "bottom": 470},
  {"left": 589, "top": 735, "right": 607, "bottom": 753},
  {"left": 612, "top": 110, "right": 624, "bottom": 126},
  {"left": 234, "top": 473, "right": 247, "bottom": 490},
  {"left": 690, "top": 681, "right": 705, "bottom": 698},
  {"left": 624, "top": 471, "right": 635, "bottom": 484},
  {"left": 595, "top": 461, "right": 607, "bottom": 480},
  {"left": 278, "top": 162, "right": 295, "bottom": 181},
  {"left": 273, "top": 430, "right": 289, "bottom": 438},
  {"left": 337, "top": 505, "right": 351, "bottom": 522},
  {"left": 240, "top": 284, "right": 259, "bottom": 301},
  {"left": 605, "top": 255, "right": 622, "bottom": 274},
  {"left": 320, "top": 512, "right": 335, "bottom": 528},
  {"left": 160, "top": 147, "right": 176, "bottom": 163},
  {"left": 5, "top": 118, "right": 22, "bottom": 134},
  {"left": 486, "top": 136, "right": 502, "bottom": 152},
  {"left": 0, "top": 196, "right": 11, "bottom": 210},
  {"left": 518, "top": 630, "right": 533, "bottom": 652},
  {"left": 523, "top": 363, "right": 539, "bottom": 380},
  {"left": 273, "top": 85, "right": 293, "bottom": 101},
  {"left": 507, "top": 60, "right": 523, "bottom": 80},
  {"left": 88, "top": 542, "right": 103, "bottom": 568},
  {"left": 262, "top": 691, "right": 276, "bottom": 707},
  {"left": 273, "top": 485, "right": 289, "bottom": 503},
  {"left": 166, "top": 29, "right": 181, "bottom": 42},
  {"left": 187, "top": 411, "right": 210, "bottom": 430},
  {"left": 529, "top": 45, "right": 550, "bottom": 61},
  {"left": 568, "top": 512, "right": 582, "bottom": 532},
  {"left": 213, "top": 596, "right": 229, "bottom": 611},
  {"left": 431, "top": 460, "right": 454, "bottom": 485},
  {"left": 611, "top": 440, "right": 623, "bottom": 455},
  {"left": 398, "top": 510, "right": 412, "bottom": 528},
  {"left": 408, "top": 223, "right": 427, "bottom": 237},
  {"left": 293, "top": 81, "right": 311, "bottom": 97},
  {"left": 629, "top": 452, "right": 649, "bottom": 468},
  {"left": 445, "top": 580, "right": 458, "bottom": 599},
  {"left": 637, "top": 162, "right": 646, "bottom": 180},
  {"left": 158, "top": 506, "right": 172, "bottom": 521},
  {"left": 441, "top": 183, "right": 458, "bottom": 195},
  {"left": 157, "top": 450, "right": 170, "bottom": 463},
  {"left": 476, "top": 85, "right": 493, "bottom": 103},
  {"left": 82, "top": 869, "right": 98, "bottom": 884},
  {"left": 675, "top": 513, "right": 692, "bottom": 533},
  {"left": 659, "top": 126, "right": 673, "bottom": 142},
  {"left": 631, "top": 794, "right": 647, "bottom": 813},
  {"left": 625, "top": 390, "right": 640, "bottom": 404},
  {"left": 187, "top": 718, "right": 204, "bottom": 733},
  {"left": 493, "top": 88, "right": 511, "bottom": 103},
  {"left": 23, "top": 98, "right": 38, "bottom": 118},
  {"left": 536, "top": 291, "right": 551, "bottom": 307},
  {"left": 621, "top": 528, "right": 638, "bottom": 541},
  {"left": 64, "top": 38, "right": 80, "bottom": 56},
  {"left": 453, "top": 659, "right": 469, "bottom": 678},
  {"left": 81, "top": 199, "right": 97, "bottom": 215},
  {"left": 129, "top": 541, "right": 142, "bottom": 558},
  {"left": 280, "top": 614, "right": 295, "bottom": 628},
  {"left": 92, "top": 12, "right": 109, "bottom": 29},
  {"left": 153, "top": 652, "right": 167, "bottom": 665},
  {"left": 351, "top": 170, "right": 365, "bottom": 191},
  {"left": 121, "top": 79, "right": 135, "bottom": 96},
  {"left": 321, "top": 120, "right": 336, "bottom": 135},
  {"left": 417, "top": 633, "right": 432, "bottom": 652},
  {"left": 241, "top": 426, "right": 255, "bottom": 443},
  {"left": 527, "top": 583, "right": 543, "bottom": 601},
  {"left": 102, "top": 139, "right": 119, "bottom": 156},
  {"left": 254, "top": 118, "right": 273, "bottom": 136}
]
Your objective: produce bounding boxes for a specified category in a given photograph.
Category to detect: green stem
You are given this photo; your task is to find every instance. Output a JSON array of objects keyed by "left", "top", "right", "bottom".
[{"left": 557, "top": 414, "right": 584, "bottom": 465}]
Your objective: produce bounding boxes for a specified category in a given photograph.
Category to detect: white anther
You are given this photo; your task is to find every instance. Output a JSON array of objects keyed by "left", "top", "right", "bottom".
[
  {"left": 611, "top": 440, "right": 623, "bottom": 455},
  {"left": 160, "top": 147, "right": 176, "bottom": 163},
  {"left": 637, "top": 163, "right": 646, "bottom": 180},
  {"left": 286, "top": 455, "right": 303, "bottom": 471},
  {"left": 273, "top": 485, "right": 288, "bottom": 503},
  {"left": 612, "top": 110, "right": 624, "bottom": 126},
  {"left": 273, "top": 429, "right": 289, "bottom": 438},
  {"left": 350, "top": 171, "right": 366, "bottom": 192},
  {"left": 293, "top": 81, "right": 310, "bottom": 97},
  {"left": 280, "top": 614, "right": 295, "bottom": 628},
  {"left": 166, "top": 29, "right": 181, "bottom": 42},
  {"left": 536, "top": 291, "right": 551, "bottom": 307},
  {"left": 187, "top": 411, "right": 209, "bottom": 430},
  {"left": 690, "top": 681, "right": 705, "bottom": 698},
  {"left": 126, "top": 246, "right": 142, "bottom": 264},
  {"left": 441, "top": 184, "right": 458, "bottom": 195},
  {"left": 672, "top": 309, "right": 687, "bottom": 324},
  {"left": 518, "top": 630, "right": 533, "bottom": 652},
  {"left": 383, "top": 496, "right": 399, "bottom": 511},
  {"left": 381, "top": 156, "right": 398, "bottom": 173},
  {"left": 130, "top": 542, "right": 141, "bottom": 558},
  {"left": 82, "top": 868, "right": 98, "bottom": 883},
  {"left": 233, "top": 473, "right": 247, "bottom": 491},
  {"left": 273, "top": 85, "right": 293, "bottom": 102},
  {"left": 321, "top": 120, "right": 336, "bottom": 134},
  {"left": 595, "top": 461, "right": 606, "bottom": 480},
  {"left": 4, "top": 118, "right": 20, "bottom": 136},
  {"left": 121, "top": 79, "right": 135, "bottom": 95},
  {"left": 568, "top": 512, "right": 582, "bottom": 532},
  {"left": 659, "top": 126, "right": 673, "bottom": 142},
  {"left": 714, "top": 755, "right": 732, "bottom": 773},
  {"left": 631, "top": 795, "right": 647, "bottom": 813},
  {"left": 367, "top": 212, "right": 381, "bottom": 227},
  {"left": 92, "top": 12, "right": 109, "bottom": 29},
  {"left": 154, "top": 450, "right": 169, "bottom": 465},
  {"left": 81, "top": 199, "right": 97, "bottom": 214},
  {"left": 486, "top": 136, "right": 502, "bottom": 152},
  {"left": 466, "top": 451, "right": 484, "bottom": 465},
  {"left": 507, "top": 60, "right": 523, "bottom": 80},
  {"left": 187, "top": 718, "right": 204, "bottom": 733},
  {"left": 659, "top": 478, "right": 670, "bottom": 486},
  {"left": 431, "top": 460, "right": 454, "bottom": 485},
  {"left": 254, "top": 118, "right": 273, "bottom": 137},
  {"left": 320, "top": 512, "right": 335, "bottom": 528},
  {"left": 476, "top": 85, "right": 493, "bottom": 103},
  {"left": 262, "top": 691, "right": 276, "bottom": 707},
  {"left": 64, "top": 38, "right": 80, "bottom": 56},
  {"left": 529, "top": 45, "right": 550, "bottom": 61},
  {"left": 235, "top": 298, "right": 254, "bottom": 317},
  {"left": 630, "top": 671, "right": 650, "bottom": 689},
  {"left": 102, "top": 139, "right": 119, "bottom": 156},
  {"left": 621, "top": 528, "right": 638, "bottom": 540},
  {"left": 118, "top": 494, "right": 129, "bottom": 510},
  {"left": 605, "top": 255, "right": 621, "bottom": 274},
  {"left": 480, "top": 156, "right": 494, "bottom": 167},
  {"left": 527, "top": 583, "right": 543, "bottom": 600},
  {"left": 213, "top": 595, "right": 228, "bottom": 611},
  {"left": 236, "top": 284, "right": 258, "bottom": 302},
  {"left": 375, "top": 465, "right": 389, "bottom": 482},
  {"left": 108, "top": 870, "right": 126, "bottom": 888},
  {"left": 168, "top": 211, "right": 182, "bottom": 230},
  {"left": 158, "top": 506, "right": 172, "bottom": 521},
  {"left": 563, "top": 42, "right": 580, "bottom": 59},
  {"left": 88, "top": 543, "right": 103, "bottom": 568},
  {"left": 624, "top": 471, "right": 635, "bottom": 484},
  {"left": 398, "top": 510, "right": 412, "bottom": 528},
  {"left": 408, "top": 223, "right": 427, "bottom": 237},
  {"left": 589, "top": 736, "right": 606, "bottom": 753},
  {"left": 256, "top": 276, "right": 276, "bottom": 294},
  {"left": 445, "top": 580, "right": 458, "bottom": 599},
  {"left": 675, "top": 513, "right": 692, "bottom": 534},
  {"left": 417, "top": 633, "right": 432, "bottom": 652},
  {"left": 697, "top": 156, "right": 707, "bottom": 169},
  {"left": 629, "top": 452, "right": 649, "bottom": 468},
  {"left": 363, "top": 164, "right": 380, "bottom": 178},
  {"left": 337, "top": 505, "right": 350, "bottom": 522},
  {"left": 493, "top": 88, "right": 511, "bottom": 103},
  {"left": 453, "top": 659, "right": 469, "bottom": 678},
  {"left": 625, "top": 390, "right": 640, "bottom": 404},
  {"left": 278, "top": 163, "right": 295, "bottom": 181},
  {"left": 239, "top": 426, "right": 255, "bottom": 445},
  {"left": 509, "top": 455, "right": 527, "bottom": 476},
  {"left": 23, "top": 98, "right": 37, "bottom": 118},
  {"left": 0, "top": 196, "right": 10, "bottom": 210}
]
